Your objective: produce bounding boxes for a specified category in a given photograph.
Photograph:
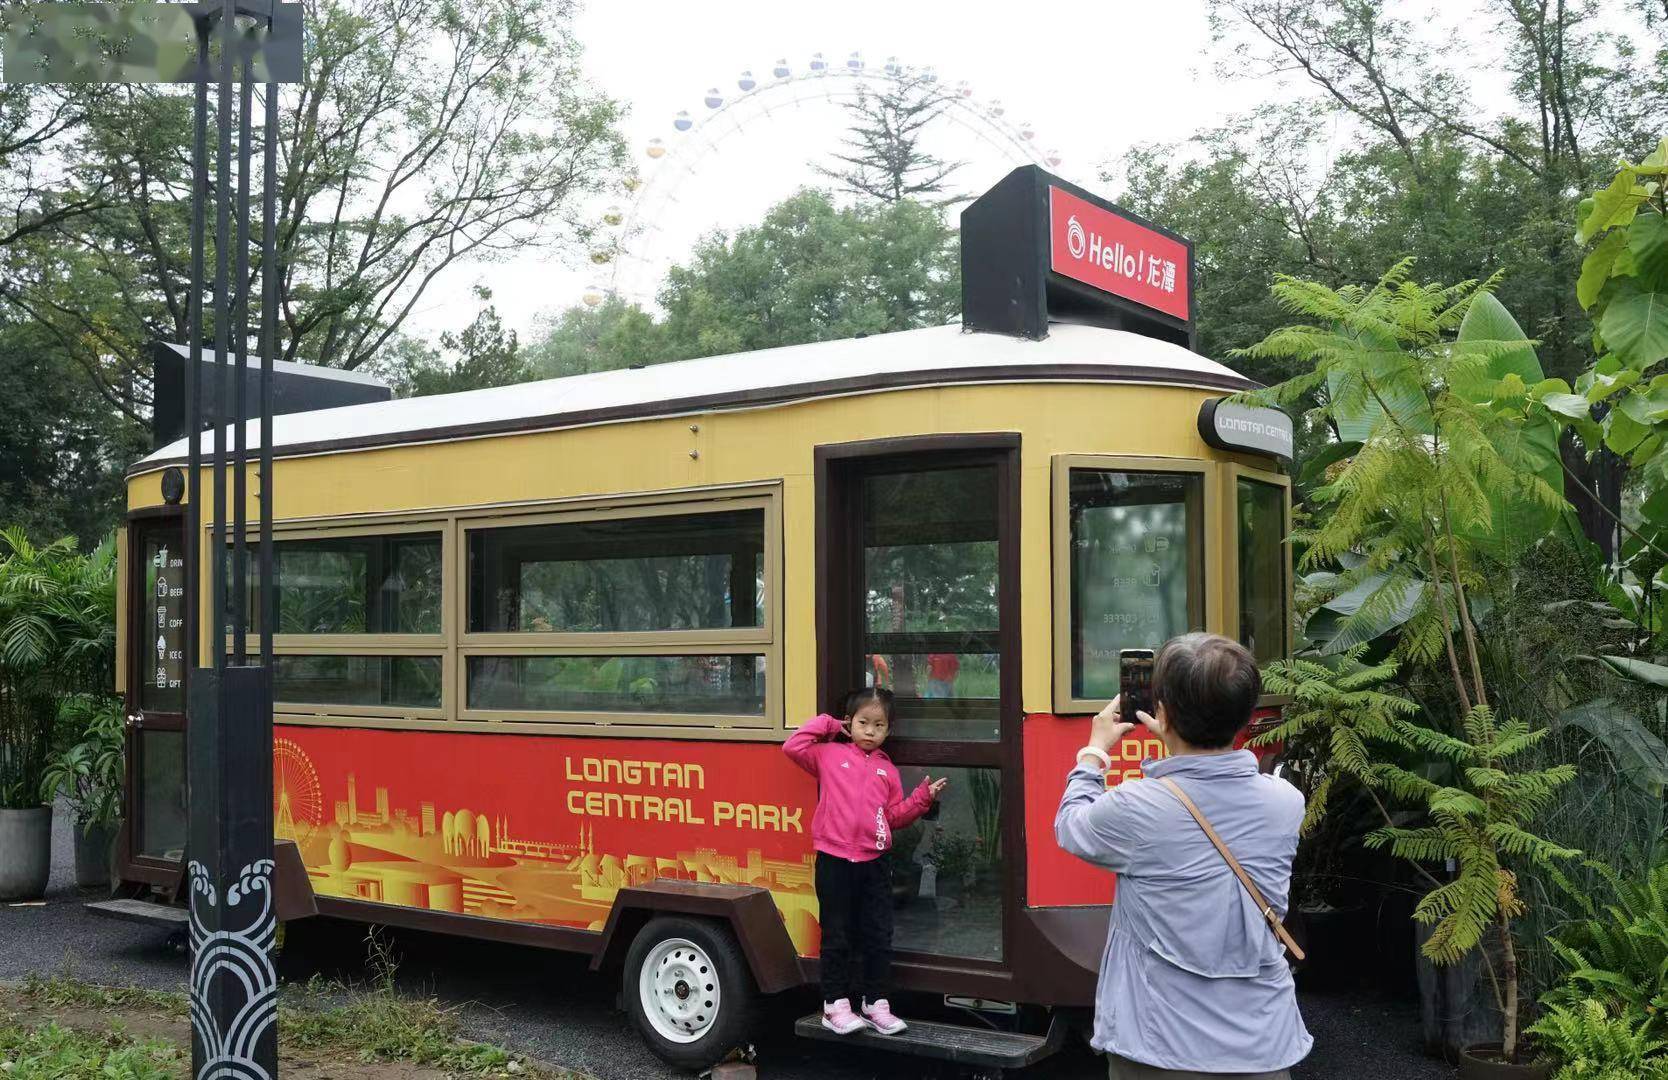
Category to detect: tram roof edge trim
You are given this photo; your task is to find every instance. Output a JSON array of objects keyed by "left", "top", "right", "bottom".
[{"left": 129, "top": 322, "right": 1256, "bottom": 478}]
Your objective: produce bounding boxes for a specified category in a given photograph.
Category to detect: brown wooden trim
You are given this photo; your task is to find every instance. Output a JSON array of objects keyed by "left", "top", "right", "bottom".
[
  {"left": 588, "top": 880, "right": 804, "bottom": 993},
  {"left": 129, "top": 367, "right": 1251, "bottom": 478},
  {"left": 314, "top": 896, "right": 604, "bottom": 953},
  {"left": 119, "top": 511, "right": 190, "bottom": 886},
  {"left": 814, "top": 434, "right": 1028, "bottom": 980}
]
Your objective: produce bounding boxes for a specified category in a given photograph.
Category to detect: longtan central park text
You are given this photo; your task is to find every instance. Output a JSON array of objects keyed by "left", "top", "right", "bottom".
[{"left": 563, "top": 756, "right": 804, "bottom": 831}]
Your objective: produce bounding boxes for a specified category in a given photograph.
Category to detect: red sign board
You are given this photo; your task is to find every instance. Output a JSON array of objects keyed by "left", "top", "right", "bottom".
[{"left": 1048, "top": 186, "right": 1190, "bottom": 322}]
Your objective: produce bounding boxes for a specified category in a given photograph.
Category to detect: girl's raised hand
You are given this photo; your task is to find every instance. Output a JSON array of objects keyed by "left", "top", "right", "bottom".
[{"left": 926, "top": 776, "right": 950, "bottom": 800}]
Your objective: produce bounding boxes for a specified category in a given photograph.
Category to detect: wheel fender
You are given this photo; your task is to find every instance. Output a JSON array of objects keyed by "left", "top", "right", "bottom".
[{"left": 591, "top": 881, "right": 803, "bottom": 994}]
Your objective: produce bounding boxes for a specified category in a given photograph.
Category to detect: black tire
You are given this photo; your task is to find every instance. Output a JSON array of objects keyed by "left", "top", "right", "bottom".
[{"left": 622, "top": 916, "right": 758, "bottom": 1070}]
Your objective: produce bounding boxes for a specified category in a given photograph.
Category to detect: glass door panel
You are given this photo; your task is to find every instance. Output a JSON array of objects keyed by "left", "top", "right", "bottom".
[
  {"left": 125, "top": 516, "right": 189, "bottom": 875},
  {"left": 861, "top": 466, "right": 1001, "bottom": 743},
  {"left": 823, "top": 448, "right": 1014, "bottom": 965}
]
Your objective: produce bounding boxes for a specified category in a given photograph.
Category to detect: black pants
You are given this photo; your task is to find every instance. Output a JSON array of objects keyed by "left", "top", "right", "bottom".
[{"left": 816, "top": 852, "right": 893, "bottom": 1005}]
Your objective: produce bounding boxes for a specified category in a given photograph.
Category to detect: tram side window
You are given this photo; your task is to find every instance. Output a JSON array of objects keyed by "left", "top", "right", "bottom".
[
  {"left": 233, "top": 531, "right": 446, "bottom": 716},
  {"left": 1237, "top": 478, "right": 1288, "bottom": 664},
  {"left": 1067, "top": 470, "right": 1205, "bottom": 702},
  {"left": 464, "top": 507, "right": 770, "bottom": 724},
  {"left": 468, "top": 510, "right": 764, "bottom": 634},
  {"left": 231, "top": 533, "right": 442, "bottom": 635}
]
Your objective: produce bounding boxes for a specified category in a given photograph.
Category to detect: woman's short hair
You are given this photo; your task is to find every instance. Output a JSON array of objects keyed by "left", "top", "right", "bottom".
[{"left": 1152, "top": 633, "right": 1261, "bottom": 749}]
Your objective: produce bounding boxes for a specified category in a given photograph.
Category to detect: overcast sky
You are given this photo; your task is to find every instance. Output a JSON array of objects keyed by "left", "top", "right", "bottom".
[{"left": 412, "top": 0, "right": 1486, "bottom": 344}]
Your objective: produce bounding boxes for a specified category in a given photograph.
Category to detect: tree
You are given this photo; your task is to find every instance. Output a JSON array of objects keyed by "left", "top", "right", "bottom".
[
  {"left": 1241, "top": 264, "right": 1574, "bottom": 1060},
  {"left": 370, "top": 288, "right": 528, "bottom": 396},
  {"left": 655, "top": 190, "right": 958, "bottom": 359},
  {"left": 6, "top": 0, "right": 627, "bottom": 420},
  {"left": 525, "top": 295, "right": 662, "bottom": 378},
  {"left": 527, "top": 190, "right": 961, "bottom": 375},
  {"left": 812, "top": 71, "right": 963, "bottom": 204}
]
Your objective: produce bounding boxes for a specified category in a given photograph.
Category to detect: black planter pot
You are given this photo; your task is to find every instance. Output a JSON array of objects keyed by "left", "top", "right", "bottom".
[
  {"left": 73, "top": 821, "right": 116, "bottom": 889},
  {"left": 1289, "top": 903, "right": 1372, "bottom": 989},
  {"left": 1457, "top": 1045, "right": 1551, "bottom": 1080}
]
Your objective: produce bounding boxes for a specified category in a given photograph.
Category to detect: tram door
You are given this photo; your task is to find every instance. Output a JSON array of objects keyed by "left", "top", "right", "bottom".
[
  {"left": 818, "top": 440, "right": 1019, "bottom": 970},
  {"left": 121, "top": 513, "right": 190, "bottom": 882}
]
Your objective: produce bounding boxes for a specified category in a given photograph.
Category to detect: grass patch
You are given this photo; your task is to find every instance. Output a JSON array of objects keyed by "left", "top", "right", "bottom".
[
  {"left": 9, "top": 930, "right": 579, "bottom": 1079},
  {"left": 19, "top": 972, "right": 186, "bottom": 1016},
  {"left": 277, "top": 929, "right": 560, "bottom": 1076},
  {"left": 0, "top": 1018, "right": 183, "bottom": 1078}
]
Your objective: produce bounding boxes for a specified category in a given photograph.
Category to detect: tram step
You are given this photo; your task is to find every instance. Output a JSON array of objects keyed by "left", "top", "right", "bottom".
[
  {"left": 84, "top": 898, "right": 189, "bottom": 928},
  {"left": 792, "top": 1010, "right": 1063, "bottom": 1069}
]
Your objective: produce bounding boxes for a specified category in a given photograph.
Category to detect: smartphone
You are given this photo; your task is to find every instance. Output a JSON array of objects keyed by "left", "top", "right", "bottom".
[{"left": 1119, "top": 649, "right": 1155, "bottom": 721}]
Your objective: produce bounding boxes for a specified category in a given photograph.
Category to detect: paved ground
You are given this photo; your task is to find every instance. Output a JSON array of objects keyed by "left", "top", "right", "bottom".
[{"left": 0, "top": 808, "right": 1456, "bottom": 1079}]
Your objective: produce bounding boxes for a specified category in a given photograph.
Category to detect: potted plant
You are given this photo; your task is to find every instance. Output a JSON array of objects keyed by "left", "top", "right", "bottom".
[
  {"left": 0, "top": 529, "right": 117, "bottom": 901},
  {"left": 41, "top": 693, "right": 126, "bottom": 889}
]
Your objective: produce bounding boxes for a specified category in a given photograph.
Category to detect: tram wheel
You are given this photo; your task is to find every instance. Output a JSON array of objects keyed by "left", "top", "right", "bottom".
[{"left": 623, "top": 916, "right": 758, "bottom": 1069}]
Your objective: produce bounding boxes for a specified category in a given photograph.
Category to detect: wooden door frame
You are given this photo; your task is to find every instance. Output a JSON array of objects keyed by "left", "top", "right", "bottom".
[
  {"left": 813, "top": 433, "right": 1023, "bottom": 980},
  {"left": 118, "top": 505, "right": 191, "bottom": 886}
]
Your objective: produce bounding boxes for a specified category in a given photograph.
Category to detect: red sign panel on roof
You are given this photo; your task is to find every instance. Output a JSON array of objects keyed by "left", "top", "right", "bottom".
[{"left": 1048, "top": 186, "right": 1190, "bottom": 322}]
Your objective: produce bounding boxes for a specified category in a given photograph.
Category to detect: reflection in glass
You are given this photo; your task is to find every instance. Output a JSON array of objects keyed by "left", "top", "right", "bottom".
[
  {"left": 469, "top": 510, "right": 765, "bottom": 633},
  {"left": 888, "top": 765, "right": 1002, "bottom": 961},
  {"left": 232, "top": 533, "right": 443, "bottom": 635},
  {"left": 1237, "top": 479, "right": 1288, "bottom": 664},
  {"left": 273, "top": 655, "right": 442, "bottom": 709},
  {"left": 1070, "top": 470, "right": 1204, "bottom": 700},
  {"left": 138, "top": 730, "right": 187, "bottom": 860},
  {"left": 468, "top": 654, "right": 765, "bottom": 715},
  {"left": 862, "top": 467, "right": 1000, "bottom": 741}
]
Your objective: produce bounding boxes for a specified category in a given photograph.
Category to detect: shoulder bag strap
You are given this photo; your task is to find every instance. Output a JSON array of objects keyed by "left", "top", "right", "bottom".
[{"left": 1157, "top": 776, "right": 1306, "bottom": 962}]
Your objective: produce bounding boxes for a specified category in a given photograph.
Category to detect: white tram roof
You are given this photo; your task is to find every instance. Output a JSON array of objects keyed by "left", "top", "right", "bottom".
[{"left": 132, "top": 321, "right": 1254, "bottom": 475}]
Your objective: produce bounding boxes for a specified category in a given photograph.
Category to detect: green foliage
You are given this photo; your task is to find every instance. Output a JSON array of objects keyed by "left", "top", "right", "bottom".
[
  {"left": 527, "top": 190, "right": 959, "bottom": 375},
  {"left": 372, "top": 293, "right": 530, "bottom": 398},
  {"left": 1527, "top": 999, "right": 1668, "bottom": 1080},
  {"left": 1538, "top": 142, "right": 1668, "bottom": 490},
  {"left": 0, "top": 1020, "right": 183, "bottom": 1078},
  {"left": 1238, "top": 263, "right": 1563, "bottom": 676},
  {"left": 40, "top": 693, "right": 126, "bottom": 830},
  {"left": 1254, "top": 650, "right": 1419, "bottom": 832},
  {"left": 1541, "top": 855, "right": 1668, "bottom": 1030},
  {"left": 1365, "top": 705, "right": 1579, "bottom": 964},
  {"left": 0, "top": 529, "right": 117, "bottom": 808}
]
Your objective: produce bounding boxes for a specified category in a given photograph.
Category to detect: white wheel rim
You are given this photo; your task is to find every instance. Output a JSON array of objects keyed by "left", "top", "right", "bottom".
[{"left": 638, "top": 936, "right": 721, "bottom": 1044}]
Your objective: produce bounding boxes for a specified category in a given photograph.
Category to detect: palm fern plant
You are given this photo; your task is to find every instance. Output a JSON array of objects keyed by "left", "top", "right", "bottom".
[
  {"left": 1238, "top": 264, "right": 1577, "bottom": 1062},
  {"left": 0, "top": 528, "right": 118, "bottom": 809},
  {"left": 1527, "top": 999, "right": 1668, "bottom": 1080},
  {"left": 1541, "top": 854, "right": 1668, "bottom": 1032}
]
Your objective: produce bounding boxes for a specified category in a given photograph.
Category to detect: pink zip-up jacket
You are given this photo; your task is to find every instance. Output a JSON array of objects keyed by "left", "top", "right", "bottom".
[{"left": 783, "top": 713, "right": 934, "bottom": 862}]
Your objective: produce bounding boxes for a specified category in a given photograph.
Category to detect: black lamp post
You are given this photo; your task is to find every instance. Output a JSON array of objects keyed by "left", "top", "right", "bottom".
[{"left": 4, "top": 5, "right": 301, "bottom": 1076}]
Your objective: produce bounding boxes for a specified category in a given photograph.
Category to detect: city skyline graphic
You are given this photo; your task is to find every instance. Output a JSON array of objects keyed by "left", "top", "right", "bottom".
[{"left": 274, "top": 727, "right": 824, "bottom": 955}]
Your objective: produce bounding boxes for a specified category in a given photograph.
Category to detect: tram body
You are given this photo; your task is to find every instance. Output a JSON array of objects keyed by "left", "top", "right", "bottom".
[{"left": 116, "top": 318, "right": 1290, "bottom": 1062}]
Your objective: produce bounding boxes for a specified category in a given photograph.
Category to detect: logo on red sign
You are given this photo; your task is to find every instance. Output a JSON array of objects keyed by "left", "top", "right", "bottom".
[{"left": 1049, "top": 186, "right": 1190, "bottom": 322}]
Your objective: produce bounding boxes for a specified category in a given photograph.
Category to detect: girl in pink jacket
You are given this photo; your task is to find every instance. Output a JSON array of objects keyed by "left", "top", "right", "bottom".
[{"left": 784, "top": 687, "right": 947, "bottom": 1036}]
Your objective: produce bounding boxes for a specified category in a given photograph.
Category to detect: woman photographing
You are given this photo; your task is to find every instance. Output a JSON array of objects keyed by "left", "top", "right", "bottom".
[{"left": 1055, "top": 633, "right": 1312, "bottom": 1080}]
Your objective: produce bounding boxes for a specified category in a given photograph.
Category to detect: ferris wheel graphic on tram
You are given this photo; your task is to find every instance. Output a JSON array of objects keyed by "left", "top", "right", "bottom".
[
  {"left": 274, "top": 736, "right": 325, "bottom": 849},
  {"left": 584, "top": 51, "right": 1063, "bottom": 308}
]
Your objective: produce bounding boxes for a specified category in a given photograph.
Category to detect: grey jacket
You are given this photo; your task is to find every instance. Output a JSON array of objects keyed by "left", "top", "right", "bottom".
[{"left": 1055, "top": 749, "right": 1312, "bottom": 1073}]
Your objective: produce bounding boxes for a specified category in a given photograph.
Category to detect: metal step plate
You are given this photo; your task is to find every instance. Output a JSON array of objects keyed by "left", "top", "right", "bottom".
[
  {"left": 793, "top": 1012, "right": 1061, "bottom": 1068},
  {"left": 84, "top": 898, "right": 189, "bottom": 927}
]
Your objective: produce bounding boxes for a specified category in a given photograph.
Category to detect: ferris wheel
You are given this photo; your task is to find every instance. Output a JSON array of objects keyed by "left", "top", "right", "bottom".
[
  {"left": 582, "top": 51, "right": 1063, "bottom": 308},
  {"left": 273, "top": 736, "right": 324, "bottom": 848}
]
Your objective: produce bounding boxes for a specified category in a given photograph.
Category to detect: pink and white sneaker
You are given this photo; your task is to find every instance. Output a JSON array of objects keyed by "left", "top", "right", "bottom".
[
  {"left": 821, "top": 998, "right": 866, "bottom": 1035},
  {"left": 862, "top": 998, "right": 907, "bottom": 1035}
]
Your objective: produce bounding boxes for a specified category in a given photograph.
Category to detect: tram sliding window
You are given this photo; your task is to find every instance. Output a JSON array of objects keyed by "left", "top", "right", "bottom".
[
  {"left": 1236, "top": 477, "right": 1288, "bottom": 664},
  {"left": 1068, "top": 470, "right": 1205, "bottom": 702},
  {"left": 465, "top": 507, "right": 768, "bottom": 720}
]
